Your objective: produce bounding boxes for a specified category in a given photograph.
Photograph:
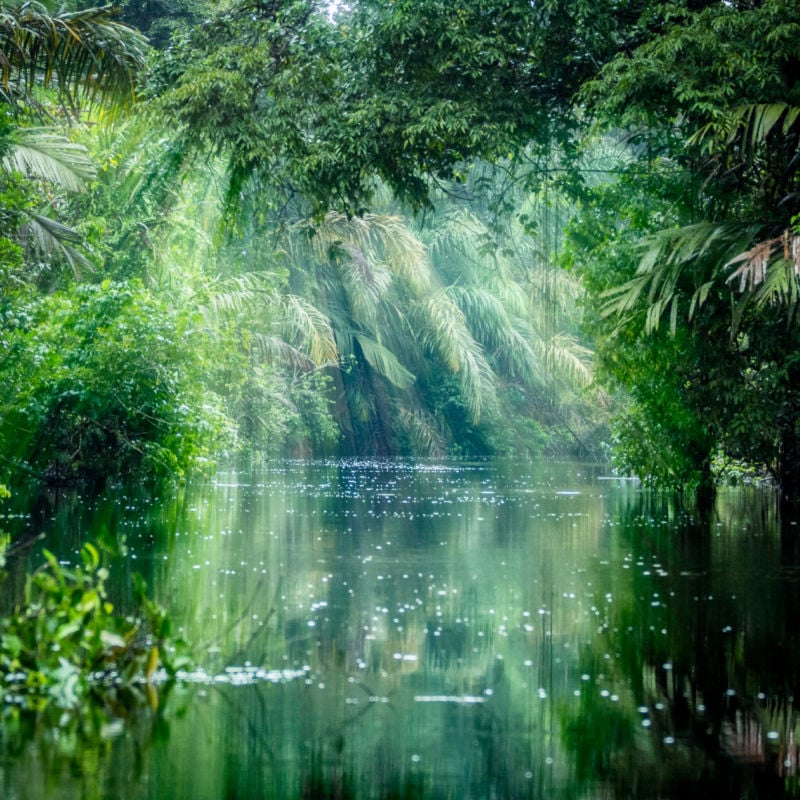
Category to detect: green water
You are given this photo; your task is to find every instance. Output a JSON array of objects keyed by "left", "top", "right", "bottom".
[{"left": 1, "top": 459, "right": 798, "bottom": 798}]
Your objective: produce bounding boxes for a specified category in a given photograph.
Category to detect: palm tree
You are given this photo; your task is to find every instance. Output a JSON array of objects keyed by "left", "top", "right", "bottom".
[
  {"left": 0, "top": 1, "right": 146, "bottom": 114},
  {"left": 0, "top": 2, "right": 147, "bottom": 282}
]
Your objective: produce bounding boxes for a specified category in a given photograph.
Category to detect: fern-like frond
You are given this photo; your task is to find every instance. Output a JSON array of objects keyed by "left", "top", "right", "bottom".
[
  {"left": 751, "top": 257, "right": 800, "bottom": 310},
  {"left": 338, "top": 244, "right": 393, "bottom": 323},
  {"left": 205, "top": 272, "right": 281, "bottom": 317},
  {"left": 3, "top": 128, "right": 96, "bottom": 191},
  {"left": 203, "top": 274, "right": 337, "bottom": 366},
  {"left": 724, "top": 230, "right": 800, "bottom": 292}
]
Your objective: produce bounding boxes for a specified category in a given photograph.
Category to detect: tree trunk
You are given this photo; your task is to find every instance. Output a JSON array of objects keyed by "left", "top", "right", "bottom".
[
  {"left": 779, "top": 412, "right": 800, "bottom": 520},
  {"left": 693, "top": 453, "right": 716, "bottom": 519}
]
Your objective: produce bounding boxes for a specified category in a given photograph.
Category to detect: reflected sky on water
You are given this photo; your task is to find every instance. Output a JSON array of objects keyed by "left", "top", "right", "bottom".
[{"left": 1, "top": 460, "right": 798, "bottom": 799}]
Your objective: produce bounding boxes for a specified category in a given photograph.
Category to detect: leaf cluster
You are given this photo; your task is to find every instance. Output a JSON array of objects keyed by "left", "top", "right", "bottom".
[
  {"left": 0, "top": 0, "right": 147, "bottom": 117},
  {"left": 0, "top": 542, "right": 189, "bottom": 711},
  {"left": 0, "top": 280, "right": 233, "bottom": 486}
]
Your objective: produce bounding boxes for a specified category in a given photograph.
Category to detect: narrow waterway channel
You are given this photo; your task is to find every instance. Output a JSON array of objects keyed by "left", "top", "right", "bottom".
[{"left": 1, "top": 459, "right": 797, "bottom": 799}]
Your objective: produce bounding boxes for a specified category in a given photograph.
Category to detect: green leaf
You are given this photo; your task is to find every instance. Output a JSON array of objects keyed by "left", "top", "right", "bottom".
[{"left": 80, "top": 543, "right": 99, "bottom": 572}]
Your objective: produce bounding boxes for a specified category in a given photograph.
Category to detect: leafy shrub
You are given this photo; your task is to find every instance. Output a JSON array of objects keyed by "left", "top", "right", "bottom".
[
  {"left": 0, "top": 542, "right": 188, "bottom": 710},
  {"left": 0, "top": 279, "right": 233, "bottom": 486}
]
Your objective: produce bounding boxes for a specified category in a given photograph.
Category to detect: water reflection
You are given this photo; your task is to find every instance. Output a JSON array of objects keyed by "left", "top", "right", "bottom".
[{"left": 3, "top": 461, "right": 800, "bottom": 798}]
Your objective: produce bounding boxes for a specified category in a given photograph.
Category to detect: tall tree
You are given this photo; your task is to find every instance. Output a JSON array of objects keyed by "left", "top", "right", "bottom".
[
  {"left": 573, "top": 0, "right": 800, "bottom": 510},
  {"left": 151, "top": 0, "right": 652, "bottom": 215}
]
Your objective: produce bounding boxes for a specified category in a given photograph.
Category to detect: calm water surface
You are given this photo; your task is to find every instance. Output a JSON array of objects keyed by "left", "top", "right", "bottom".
[{"left": 1, "top": 459, "right": 799, "bottom": 799}]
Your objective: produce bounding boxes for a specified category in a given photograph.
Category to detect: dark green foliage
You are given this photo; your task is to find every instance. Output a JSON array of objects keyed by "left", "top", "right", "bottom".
[
  {"left": 119, "top": 0, "right": 214, "bottom": 50},
  {"left": 151, "top": 0, "right": 652, "bottom": 215},
  {"left": 567, "top": 0, "right": 800, "bottom": 504}
]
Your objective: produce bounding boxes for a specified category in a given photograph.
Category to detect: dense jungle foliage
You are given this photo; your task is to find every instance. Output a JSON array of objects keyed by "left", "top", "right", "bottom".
[{"left": 0, "top": 0, "right": 798, "bottom": 511}]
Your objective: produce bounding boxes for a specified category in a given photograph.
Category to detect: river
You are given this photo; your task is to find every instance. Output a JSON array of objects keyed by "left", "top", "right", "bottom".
[{"left": 1, "top": 459, "right": 797, "bottom": 799}]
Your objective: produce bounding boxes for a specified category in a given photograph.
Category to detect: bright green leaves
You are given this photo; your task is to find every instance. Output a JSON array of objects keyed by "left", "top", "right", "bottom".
[
  {"left": 0, "top": 280, "right": 232, "bottom": 486},
  {"left": 0, "top": 542, "right": 188, "bottom": 711}
]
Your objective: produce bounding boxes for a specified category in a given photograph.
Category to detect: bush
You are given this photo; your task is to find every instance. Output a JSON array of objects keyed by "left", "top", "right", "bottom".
[{"left": 0, "top": 279, "right": 233, "bottom": 486}]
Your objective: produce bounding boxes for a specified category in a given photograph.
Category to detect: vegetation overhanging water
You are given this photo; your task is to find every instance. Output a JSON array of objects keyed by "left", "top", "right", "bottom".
[{"left": 1, "top": 458, "right": 798, "bottom": 799}]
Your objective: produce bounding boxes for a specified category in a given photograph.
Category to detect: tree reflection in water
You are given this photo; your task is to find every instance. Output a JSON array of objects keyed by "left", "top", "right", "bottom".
[
  {"left": 2, "top": 463, "right": 800, "bottom": 799},
  {"left": 561, "top": 487, "right": 800, "bottom": 798}
]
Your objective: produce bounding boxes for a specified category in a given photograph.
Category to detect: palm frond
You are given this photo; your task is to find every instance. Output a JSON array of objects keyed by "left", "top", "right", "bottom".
[
  {"left": 534, "top": 333, "right": 593, "bottom": 387},
  {"left": 204, "top": 272, "right": 281, "bottom": 317},
  {"left": 446, "top": 285, "right": 542, "bottom": 385},
  {"left": 689, "top": 103, "right": 800, "bottom": 154},
  {"left": 352, "top": 331, "right": 415, "bottom": 389},
  {"left": 0, "top": 1, "right": 147, "bottom": 113},
  {"left": 338, "top": 245, "right": 393, "bottom": 323},
  {"left": 397, "top": 408, "right": 448, "bottom": 457},
  {"left": 724, "top": 230, "right": 800, "bottom": 292},
  {"left": 416, "top": 290, "right": 496, "bottom": 423},
  {"left": 203, "top": 275, "right": 337, "bottom": 366},
  {"left": 280, "top": 294, "right": 338, "bottom": 365},
  {"left": 19, "top": 212, "right": 93, "bottom": 276},
  {"left": 305, "top": 212, "right": 434, "bottom": 294},
  {"left": 602, "top": 223, "right": 759, "bottom": 333},
  {"left": 3, "top": 128, "right": 96, "bottom": 191},
  {"left": 247, "top": 333, "right": 316, "bottom": 371},
  {"left": 751, "top": 257, "right": 800, "bottom": 310}
]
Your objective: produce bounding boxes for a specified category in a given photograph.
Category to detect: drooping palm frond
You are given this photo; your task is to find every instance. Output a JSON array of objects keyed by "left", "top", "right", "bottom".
[
  {"left": 0, "top": 127, "right": 98, "bottom": 275},
  {"left": 689, "top": 103, "right": 800, "bottom": 156},
  {"left": 247, "top": 333, "right": 317, "bottom": 371},
  {"left": 203, "top": 272, "right": 281, "bottom": 317},
  {"left": 18, "top": 211, "right": 94, "bottom": 276},
  {"left": 534, "top": 333, "right": 593, "bottom": 388},
  {"left": 749, "top": 255, "right": 800, "bottom": 311},
  {"left": 0, "top": 1, "right": 147, "bottom": 114},
  {"left": 302, "top": 212, "right": 434, "bottom": 295},
  {"left": 352, "top": 331, "right": 416, "bottom": 389},
  {"left": 601, "top": 222, "right": 760, "bottom": 334},
  {"left": 446, "top": 284, "right": 542, "bottom": 385},
  {"left": 202, "top": 273, "right": 338, "bottom": 367},
  {"left": 3, "top": 128, "right": 96, "bottom": 190},
  {"left": 416, "top": 289, "right": 496, "bottom": 423},
  {"left": 724, "top": 230, "right": 800, "bottom": 293},
  {"left": 397, "top": 407, "right": 448, "bottom": 457},
  {"left": 526, "top": 257, "right": 585, "bottom": 310},
  {"left": 336, "top": 245, "right": 393, "bottom": 324},
  {"left": 279, "top": 294, "right": 338, "bottom": 365}
]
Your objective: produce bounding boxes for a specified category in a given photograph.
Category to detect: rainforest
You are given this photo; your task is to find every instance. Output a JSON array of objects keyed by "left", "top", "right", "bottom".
[{"left": 1, "top": 1, "right": 800, "bottom": 798}]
